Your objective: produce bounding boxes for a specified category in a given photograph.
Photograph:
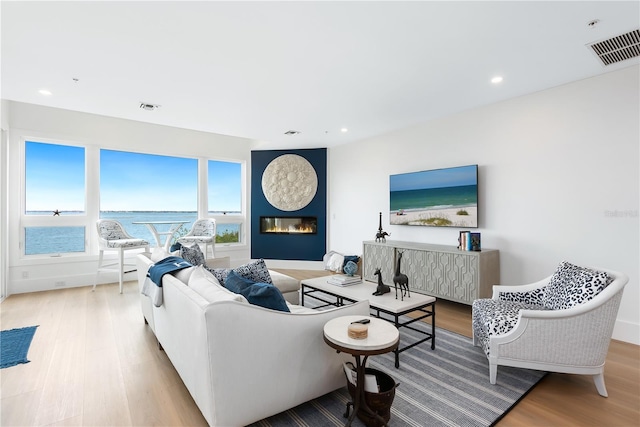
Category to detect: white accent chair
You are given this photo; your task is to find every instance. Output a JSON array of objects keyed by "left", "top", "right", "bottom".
[
  {"left": 94, "top": 219, "right": 149, "bottom": 294},
  {"left": 472, "top": 263, "right": 628, "bottom": 397},
  {"left": 177, "top": 218, "right": 216, "bottom": 258}
]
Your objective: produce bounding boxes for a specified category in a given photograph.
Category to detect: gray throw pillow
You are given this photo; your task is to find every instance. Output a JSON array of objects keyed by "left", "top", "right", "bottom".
[
  {"left": 180, "top": 244, "right": 205, "bottom": 266},
  {"left": 205, "top": 258, "right": 273, "bottom": 285}
]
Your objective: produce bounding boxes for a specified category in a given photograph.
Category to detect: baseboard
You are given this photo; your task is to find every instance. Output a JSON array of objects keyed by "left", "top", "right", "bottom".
[
  {"left": 263, "top": 260, "right": 325, "bottom": 270},
  {"left": 8, "top": 271, "right": 138, "bottom": 294},
  {"left": 613, "top": 319, "right": 640, "bottom": 345}
]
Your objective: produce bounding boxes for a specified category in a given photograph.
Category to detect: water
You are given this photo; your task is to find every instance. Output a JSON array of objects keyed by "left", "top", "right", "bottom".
[
  {"left": 24, "top": 211, "right": 240, "bottom": 255},
  {"left": 389, "top": 185, "right": 477, "bottom": 213}
]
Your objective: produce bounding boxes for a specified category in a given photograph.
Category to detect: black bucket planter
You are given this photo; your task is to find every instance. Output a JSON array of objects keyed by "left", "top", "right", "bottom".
[{"left": 345, "top": 367, "right": 398, "bottom": 427}]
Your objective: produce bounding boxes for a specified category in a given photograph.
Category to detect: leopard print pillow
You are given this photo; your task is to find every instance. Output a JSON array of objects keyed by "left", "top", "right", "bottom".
[
  {"left": 498, "top": 287, "right": 545, "bottom": 305},
  {"left": 542, "top": 261, "right": 612, "bottom": 310}
]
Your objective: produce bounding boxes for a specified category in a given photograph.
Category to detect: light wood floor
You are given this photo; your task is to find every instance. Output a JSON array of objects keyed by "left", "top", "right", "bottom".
[{"left": 0, "top": 271, "right": 638, "bottom": 426}]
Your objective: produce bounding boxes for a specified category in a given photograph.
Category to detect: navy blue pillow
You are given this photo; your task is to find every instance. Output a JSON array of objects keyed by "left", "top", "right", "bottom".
[{"left": 224, "top": 271, "right": 290, "bottom": 313}]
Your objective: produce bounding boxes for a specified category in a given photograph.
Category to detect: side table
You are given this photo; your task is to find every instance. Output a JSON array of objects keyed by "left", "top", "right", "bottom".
[{"left": 323, "top": 315, "right": 399, "bottom": 427}]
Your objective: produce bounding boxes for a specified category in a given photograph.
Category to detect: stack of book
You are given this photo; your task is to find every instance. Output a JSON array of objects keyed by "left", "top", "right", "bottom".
[
  {"left": 458, "top": 231, "right": 481, "bottom": 251},
  {"left": 327, "top": 274, "right": 361, "bottom": 287}
]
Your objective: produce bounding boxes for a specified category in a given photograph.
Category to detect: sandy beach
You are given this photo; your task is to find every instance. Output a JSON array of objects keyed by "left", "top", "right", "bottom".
[{"left": 390, "top": 206, "right": 477, "bottom": 228}]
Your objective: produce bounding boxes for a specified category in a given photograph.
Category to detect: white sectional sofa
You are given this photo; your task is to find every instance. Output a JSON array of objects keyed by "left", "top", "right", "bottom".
[{"left": 136, "top": 253, "right": 369, "bottom": 427}]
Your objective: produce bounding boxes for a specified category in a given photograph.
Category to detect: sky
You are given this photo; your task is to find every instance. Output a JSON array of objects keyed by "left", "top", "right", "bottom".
[
  {"left": 25, "top": 141, "right": 241, "bottom": 212},
  {"left": 389, "top": 164, "right": 478, "bottom": 192}
]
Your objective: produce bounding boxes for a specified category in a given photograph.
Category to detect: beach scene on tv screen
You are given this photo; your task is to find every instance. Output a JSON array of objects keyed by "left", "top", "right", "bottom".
[{"left": 390, "top": 164, "right": 478, "bottom": 228}]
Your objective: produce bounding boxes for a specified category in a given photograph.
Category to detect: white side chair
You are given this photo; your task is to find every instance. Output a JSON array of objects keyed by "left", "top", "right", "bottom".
[
  {"left": 472, "top": 264, "right": 628, "bottom": 397},
  {"left": 177, "top": 218, "right": 216, "bottom": 258},
  {"left": 94, "top": 219, "right": 149, "bottom": 294}
]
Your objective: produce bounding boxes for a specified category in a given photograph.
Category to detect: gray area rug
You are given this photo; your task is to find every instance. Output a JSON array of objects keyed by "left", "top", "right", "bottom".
[{"left": 251, "top": 307, "right": 545, "bottom": 426}]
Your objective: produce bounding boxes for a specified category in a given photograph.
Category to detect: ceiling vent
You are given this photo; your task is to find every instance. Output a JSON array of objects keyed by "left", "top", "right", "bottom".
[
  {"left": 139, "top": 102, "right": 160, "bottom": 111},
  {"left": 587, "top": 29, "right": 640, "bottom": 66}
]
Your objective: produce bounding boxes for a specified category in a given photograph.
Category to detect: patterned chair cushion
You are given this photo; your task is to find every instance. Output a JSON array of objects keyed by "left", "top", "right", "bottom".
[
  {"left": 190, "top": 219, "right": 215, "bottom": 236},
  {"left": 106, "top": 238, "right": 149, "bottom": 248},
  {"left": 179, "top": 236, "right": 214, "bottom": 244},
  {"left": 98, "top": 220, "right": 148, "bottom": 248},
  {"left": 542, "top": 261, "right": 612, "bottom": 310},
  {"left": 472, "top": 299, "right": 547, "bottom": 355}
]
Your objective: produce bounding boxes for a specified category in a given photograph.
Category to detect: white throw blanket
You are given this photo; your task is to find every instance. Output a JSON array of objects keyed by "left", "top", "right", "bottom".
[{"left": 141, "top": 276, "right": 163, "bottom": 307}]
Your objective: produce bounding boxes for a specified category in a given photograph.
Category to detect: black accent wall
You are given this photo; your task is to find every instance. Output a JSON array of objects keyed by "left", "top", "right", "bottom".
[{"left": 251, "top": 148, "right": 327, "bottom": 261}]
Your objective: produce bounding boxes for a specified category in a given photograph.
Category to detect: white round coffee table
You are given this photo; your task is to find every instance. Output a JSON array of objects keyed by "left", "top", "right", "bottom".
[{"left": 323, "top": 315, "right": 399, "bottom": 427}]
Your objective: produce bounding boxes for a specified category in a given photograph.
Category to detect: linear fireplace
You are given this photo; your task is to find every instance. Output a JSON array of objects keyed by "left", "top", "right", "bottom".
[{"left": 260, "top": 216, "right": 317, "bottom": 234}]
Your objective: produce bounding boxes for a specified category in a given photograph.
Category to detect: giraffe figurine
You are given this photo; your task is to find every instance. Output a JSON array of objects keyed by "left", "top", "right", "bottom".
[{"left": 393, "top": 250, "right": 410, "bottom": 301}]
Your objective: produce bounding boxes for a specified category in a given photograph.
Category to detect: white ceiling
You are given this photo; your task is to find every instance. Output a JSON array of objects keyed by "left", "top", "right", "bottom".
[{"left": 2, "top": 1, "right": 639, "bottom": 149}]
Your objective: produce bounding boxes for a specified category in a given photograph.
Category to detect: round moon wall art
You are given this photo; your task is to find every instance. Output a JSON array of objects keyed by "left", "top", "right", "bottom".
[{"left": 261, "top": 154, "right": 318, "bottom": 211}]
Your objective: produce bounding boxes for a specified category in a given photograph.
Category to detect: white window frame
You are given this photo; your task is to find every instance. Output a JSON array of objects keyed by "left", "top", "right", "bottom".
[
  {"left": 17, "top": 139, "right": 247, "bottom": 260},
  {"left": 20, "top": 138, "right": 95, "bottom": 259}
]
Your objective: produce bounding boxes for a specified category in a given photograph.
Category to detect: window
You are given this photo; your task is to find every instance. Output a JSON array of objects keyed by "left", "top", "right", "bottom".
[
  {"left": 25, "top": 226, "right": 85, "bottom": 255},
  {"left": 208, "top": 160, "right": 243, "bottom": 244},
  {"left": 100, "top": 150, "right": 198, "bottom": 244},
  {"left": 19, "top": 141, "right": 246, "bottom": 257},
  {"left": 23, "top": 141, "right": 86, "bottom": 255},
  {"left": 25, "top": 141, "right": 85, "bottom": 215}
]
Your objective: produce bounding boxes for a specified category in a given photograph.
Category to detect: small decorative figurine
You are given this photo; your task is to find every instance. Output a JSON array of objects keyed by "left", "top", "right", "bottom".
[
  {"left": 393, "top": 250, "right": 410, "bottom": 301},
  {"left": 375, "top": 212, "right": 390, "bottom": 242},
  {"left": 372, "top": 268, "right": 391, "bottom": 296},
  {"left": 343, "top": 260, "right": 358, "bottom": 276}
]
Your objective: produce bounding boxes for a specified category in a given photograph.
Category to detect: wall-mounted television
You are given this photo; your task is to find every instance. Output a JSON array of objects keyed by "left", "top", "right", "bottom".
[{"left": 390, "top": 164, "right": 478, "bottom": 228}]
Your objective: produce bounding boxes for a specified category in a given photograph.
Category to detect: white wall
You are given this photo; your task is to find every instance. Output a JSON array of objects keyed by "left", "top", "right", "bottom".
[
  {"left": 1, "top": 100, "right": 10, "bottom": 300},
  {"left": 328, "top": 66, "right": 640, "bottom": 344},
  {"left": 4, "top": 101, "right": 255, "bottom": 294}
]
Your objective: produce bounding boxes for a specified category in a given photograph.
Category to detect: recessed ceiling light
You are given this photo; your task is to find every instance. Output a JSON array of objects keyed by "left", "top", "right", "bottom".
[
  {"left": 39, "top": 89, "right": 52, "bottom": 96},
  {"left": 341, "top": 128, "right": 349, "bottom": 133},
  {"left": 491, "top": 76, "right": 503, "bottom": 84}
]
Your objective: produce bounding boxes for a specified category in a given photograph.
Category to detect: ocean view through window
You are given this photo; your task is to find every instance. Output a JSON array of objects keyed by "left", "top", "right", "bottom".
[{"left": 23, "top": 144, "right": 244, "bottom": 255}]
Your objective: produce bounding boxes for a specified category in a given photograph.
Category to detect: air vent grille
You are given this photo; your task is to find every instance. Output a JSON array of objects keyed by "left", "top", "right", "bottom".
[
  {"left": 139, "top": 102, "right": 160, "bottom": 111},
  {"left": 588, "top": 29, "right": 640, "bottom": 66}
]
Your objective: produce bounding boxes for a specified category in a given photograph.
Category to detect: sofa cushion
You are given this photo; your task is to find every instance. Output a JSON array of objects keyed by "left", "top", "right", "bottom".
[
  {"left": 269, "top": 270, "right": 300, "bottom": 294},
  {"left": 472, "top": 298, "right": 547, "bottom": 355},
  {"left": 542, "top": 261, "right": 612, "bottom": 310},
  {"left": 174, "top": 266, "right": 196, "bottom": 283},
  {"left": 180, "top": 243, "right": 206, "bottom": 266},
  {"left": 224, "top": 271, "right": 290, "bottom": 312},
  {"left": 207, "top": 258, "right": 273, "bottom": 285},
  {"left": 188, "top": 266, "right": 248, "bottom": 304}
]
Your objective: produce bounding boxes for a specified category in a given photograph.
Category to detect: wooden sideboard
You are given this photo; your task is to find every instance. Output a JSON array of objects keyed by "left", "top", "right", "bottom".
[{"left": 362, "top": 240, "right": 500, "bottom": 305}]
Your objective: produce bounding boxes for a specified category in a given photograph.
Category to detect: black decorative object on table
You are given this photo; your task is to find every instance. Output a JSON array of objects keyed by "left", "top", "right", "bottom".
[
  {"left": 393, "top": 251, "right": 410, "bottom": 301},
  {"left": 375, "top": 212, "right": 390, "bottom": 242},
  {"left": 372, "top": 268, "right": 391, "bottom": 296}
]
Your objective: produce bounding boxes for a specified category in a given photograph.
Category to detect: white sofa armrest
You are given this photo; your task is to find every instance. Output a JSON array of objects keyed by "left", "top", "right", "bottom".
[{"left": 204, "top": 300, "right": 370, "bottom": 427}]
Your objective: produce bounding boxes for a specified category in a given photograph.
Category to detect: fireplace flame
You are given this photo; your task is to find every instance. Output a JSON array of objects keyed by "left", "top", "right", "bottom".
[{"left": 263, "top": 225, "right": 315, "bottom": 233}]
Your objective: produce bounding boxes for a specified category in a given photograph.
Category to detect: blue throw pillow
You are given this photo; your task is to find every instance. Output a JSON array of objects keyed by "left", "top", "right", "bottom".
[{"left": 224, "top": 271, "right": 290, "bottom": 313}]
